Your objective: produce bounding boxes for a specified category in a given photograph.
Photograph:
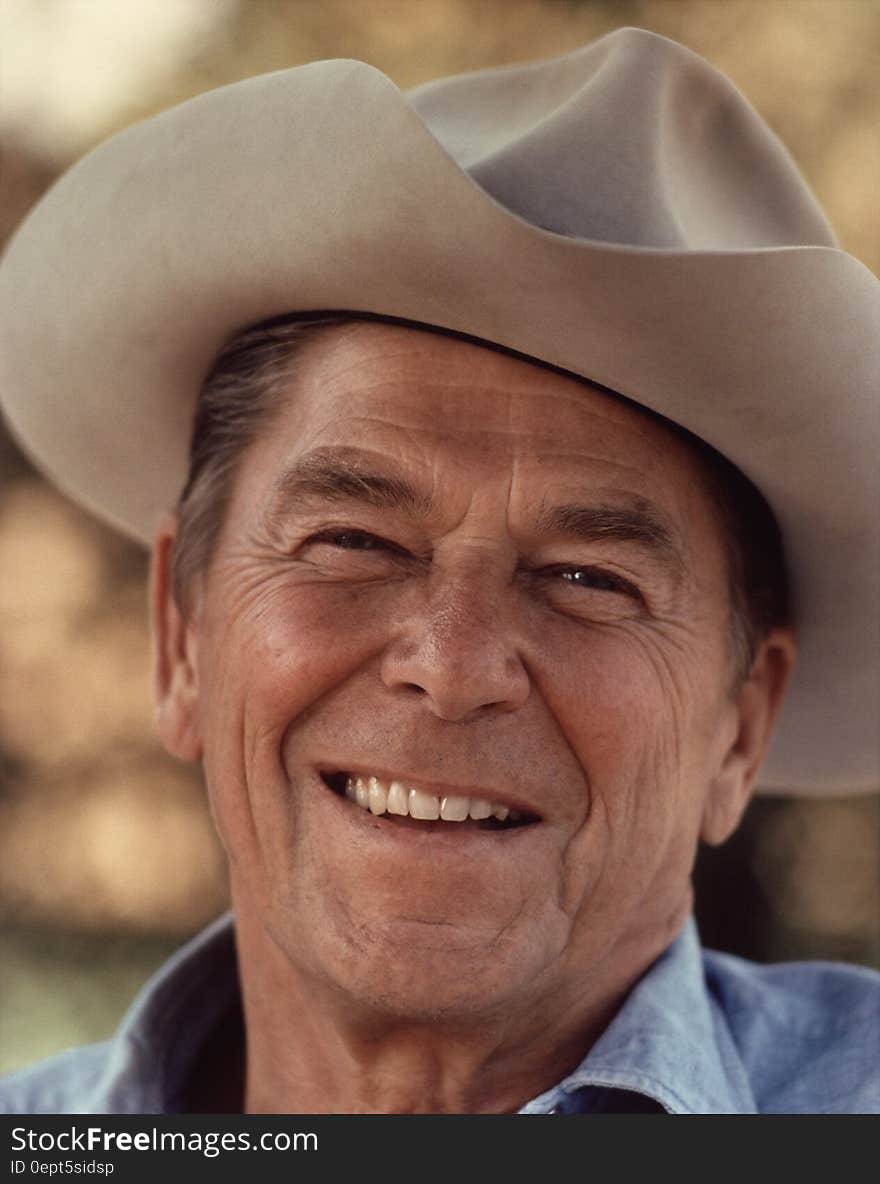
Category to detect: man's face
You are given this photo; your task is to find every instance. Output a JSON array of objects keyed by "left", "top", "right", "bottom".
[{"left": 161, "top": 322, "right": 762, "bottom": 1021}]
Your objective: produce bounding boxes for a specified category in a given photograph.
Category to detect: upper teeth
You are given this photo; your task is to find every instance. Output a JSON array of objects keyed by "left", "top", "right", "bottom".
[{"left": 343, "top": 775, "right": 519, "bottom": 824}]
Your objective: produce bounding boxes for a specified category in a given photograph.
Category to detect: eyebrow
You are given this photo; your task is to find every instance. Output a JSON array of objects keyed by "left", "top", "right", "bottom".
[
  {"left": 264, "top": 448, "right": 433, "bottom": 522},
  {"left": 534, "top": 500, "right": 684, "bottom": 569},
  {"left": 263, "top": 447, "right": 683, "bottom": 568}
]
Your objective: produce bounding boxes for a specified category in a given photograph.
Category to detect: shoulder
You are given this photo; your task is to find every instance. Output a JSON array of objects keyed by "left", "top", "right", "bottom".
[
  {"left": 703, "top": 947, "right": 880, "bottom": 1113},
  {"left": 0, "top": 1042, "right": 113, "bottom": 1115}
]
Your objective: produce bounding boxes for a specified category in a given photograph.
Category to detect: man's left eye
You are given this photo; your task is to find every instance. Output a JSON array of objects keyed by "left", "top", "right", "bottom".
[
  {"left": 559, "top": 567, "right": 627, "bottom": 592},
  {"left": 550, "top": 566, "right": 642, "bottom": 603}
]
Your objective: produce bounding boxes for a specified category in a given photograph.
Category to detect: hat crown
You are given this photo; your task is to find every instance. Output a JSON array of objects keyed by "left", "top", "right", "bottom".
[{"left": 409, "top": 27, "right": 835, "bottom": 250}]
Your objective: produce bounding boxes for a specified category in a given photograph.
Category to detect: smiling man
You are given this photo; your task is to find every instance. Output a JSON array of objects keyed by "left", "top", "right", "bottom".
[
  {"left": 0, "top": 29, "right": 878, "bottom": 1114},
  {"left": 152, "top": 318, "right": 793, "bottom": 1113}
]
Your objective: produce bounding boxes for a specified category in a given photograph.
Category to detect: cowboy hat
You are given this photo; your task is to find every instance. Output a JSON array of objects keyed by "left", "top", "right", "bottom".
[{"left": 0, "top": 28, "right": 877, "bottom": 795}]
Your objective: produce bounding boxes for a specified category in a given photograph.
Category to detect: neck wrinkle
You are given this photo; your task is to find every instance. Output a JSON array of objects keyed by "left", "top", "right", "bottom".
[{"left": 232, "top": 893, "right": 687, "bottom": 1115}]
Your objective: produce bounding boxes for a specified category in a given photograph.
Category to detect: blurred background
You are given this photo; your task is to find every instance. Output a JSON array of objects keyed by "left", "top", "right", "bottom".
[{"left": 1, "top": 0, "right": 878, "bottom": 1075}]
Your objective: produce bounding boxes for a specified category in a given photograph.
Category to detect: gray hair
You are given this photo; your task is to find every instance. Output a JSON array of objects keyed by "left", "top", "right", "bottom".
[{"left": 171, "top": 314, "right": 349, "bottom": 611}]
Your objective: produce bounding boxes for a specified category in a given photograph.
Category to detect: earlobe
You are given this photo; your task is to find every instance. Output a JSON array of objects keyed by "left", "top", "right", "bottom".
[
  {"left": 701, "top": 629, "right": 797, "bottom": 846},
  {"left": 150, "top": 514, "right": 203, "bottom": 763}
]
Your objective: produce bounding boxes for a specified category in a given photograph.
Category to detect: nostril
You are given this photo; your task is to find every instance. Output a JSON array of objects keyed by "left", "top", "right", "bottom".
[{"left": 381, "top": 632, "right": 529, "bottom": 720}]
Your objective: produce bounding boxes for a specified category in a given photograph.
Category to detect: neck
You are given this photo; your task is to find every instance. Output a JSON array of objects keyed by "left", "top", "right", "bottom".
[
  {"left": 230, "top": 893, "right": 689, "bottom": 1114},
  {"left": 241, "top": 962, "right": 602, "bottom": 1114}
]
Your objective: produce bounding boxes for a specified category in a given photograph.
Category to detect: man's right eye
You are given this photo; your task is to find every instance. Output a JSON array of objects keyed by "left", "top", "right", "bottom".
[
  {"left": 311, "top": 529, "right": 387, "bottom": 550},
  {"left": 299, "top": 528, "right": 412, "bottom": 563}
]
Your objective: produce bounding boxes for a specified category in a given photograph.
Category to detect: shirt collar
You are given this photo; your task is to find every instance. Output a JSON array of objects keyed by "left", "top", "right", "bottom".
[
  {"left": 86, "top": 913, "right": 238, "bottom": 1113},
  {"left": 520, "top": 917, "right": 757, "bottom": 1114},
  {"left": 84, "top": 913, "right": 756, "bottom": 1114}
]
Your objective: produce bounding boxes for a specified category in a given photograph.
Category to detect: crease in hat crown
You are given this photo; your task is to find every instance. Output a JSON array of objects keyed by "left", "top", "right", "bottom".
[
  {"left": 408, "top": 27, "right": 837, "bottom": 250},
  {"left": 0, "top": 27, "right": 877, "bottom": 797}
]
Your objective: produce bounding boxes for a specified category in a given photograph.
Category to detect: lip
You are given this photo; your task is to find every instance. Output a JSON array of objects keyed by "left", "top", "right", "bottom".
[{"left": 317, "top": 763, "right": 543, "bottom": 823}]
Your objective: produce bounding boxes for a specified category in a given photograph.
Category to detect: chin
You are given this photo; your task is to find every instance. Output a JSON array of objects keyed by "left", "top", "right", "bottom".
[{"left": 313, "top": 912, "right": 554, "bottom": 1024}]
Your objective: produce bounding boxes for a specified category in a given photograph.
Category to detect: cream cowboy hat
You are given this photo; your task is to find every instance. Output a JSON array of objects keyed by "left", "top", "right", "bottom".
[{"left": 0, "top": 28, "right": 877, "bottom": 796}]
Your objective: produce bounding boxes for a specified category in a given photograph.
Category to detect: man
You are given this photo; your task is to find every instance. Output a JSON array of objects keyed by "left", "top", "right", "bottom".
[{"left": 0, "top": 28, "right": 877, "bottom": 1114}]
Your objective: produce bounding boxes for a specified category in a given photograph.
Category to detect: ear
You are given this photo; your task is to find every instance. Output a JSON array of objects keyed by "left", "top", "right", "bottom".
[
  {"left": 701, "top": 628, "right": 797, "bottom": 846},
  {"left": 150, "top": 513, "right": 203, "bottom": 762}
]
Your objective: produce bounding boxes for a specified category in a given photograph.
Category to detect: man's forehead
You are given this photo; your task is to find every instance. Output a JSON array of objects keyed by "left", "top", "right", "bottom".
[
  {"left": 266, "top": 440, "right": 673, "bottom": 514},
  {"left": 280, "top": 319, "right": 690, "bottom": 471},
  {"left": 228, "top": 322, "right": 727, "bottom": 583}
]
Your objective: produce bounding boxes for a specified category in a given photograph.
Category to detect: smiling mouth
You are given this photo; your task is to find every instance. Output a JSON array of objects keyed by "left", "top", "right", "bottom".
[{"left": 321, "top": 772, "right": 539, "bottom": 831}]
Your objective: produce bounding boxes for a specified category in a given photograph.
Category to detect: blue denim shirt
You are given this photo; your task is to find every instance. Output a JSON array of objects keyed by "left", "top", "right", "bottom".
[{"left": 2, "top": 914, "right": 877, "bottom": 1114}]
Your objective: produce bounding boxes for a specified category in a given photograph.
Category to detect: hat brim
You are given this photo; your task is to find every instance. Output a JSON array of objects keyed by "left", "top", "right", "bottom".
[{"left": 0, "top": 60, "right": 877, "bottom": 794}]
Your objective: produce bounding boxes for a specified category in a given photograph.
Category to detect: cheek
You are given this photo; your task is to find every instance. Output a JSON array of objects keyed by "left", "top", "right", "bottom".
[
  {"left": 537, "top": 624, "right": 721, "bottom": 878},
  {"left": 203, "top": 579, "right": 390, "bottom": 724},
  {"left": 538, "top": 625, "right": 684, "bottom": 775},
  {"left": 194, "top": 582, "right": 390, "bottom": 853}
]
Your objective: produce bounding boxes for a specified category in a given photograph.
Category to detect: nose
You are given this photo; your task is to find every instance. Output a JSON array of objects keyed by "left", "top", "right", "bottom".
[{"left": 379, "top": 570, "right": 530, "bottom": 721}]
